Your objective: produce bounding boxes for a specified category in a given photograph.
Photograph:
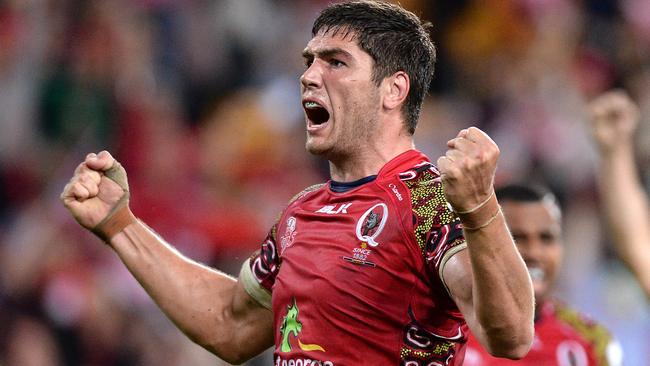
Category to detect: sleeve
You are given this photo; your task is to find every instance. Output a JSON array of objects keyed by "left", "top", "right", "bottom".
[
  {"left": 239, "top": 183, "right": 325, "bottom": 309},
  {"left": 239, "top": 222, "right": 280, "bottom": 310},
  {"left": 424, "top": 201, "right": 466, "bottom": 294},
  {"left": 408, "top": 173, "right": 466, "bottom": 292}
]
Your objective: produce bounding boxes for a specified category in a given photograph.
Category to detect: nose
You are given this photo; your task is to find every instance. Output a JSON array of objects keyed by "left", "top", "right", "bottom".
[{"left": 300, "top": 62, "right": 322, "bottom": 90}]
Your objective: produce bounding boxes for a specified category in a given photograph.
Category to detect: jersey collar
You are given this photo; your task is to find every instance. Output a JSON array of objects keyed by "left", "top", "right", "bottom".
[{"left": 377, "top": 149, "right": 430, "bottom": 179}]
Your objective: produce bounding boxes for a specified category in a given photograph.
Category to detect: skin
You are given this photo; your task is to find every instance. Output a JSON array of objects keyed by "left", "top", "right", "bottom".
[
  {"left": 301, "top": 29, "right": 414, "bottom": 182},
  {"left": 439, "top": 128, "right": 533, "bottom": 358},
  {"left": 589, "top": 90, "right": 650, "bottom": 299},
  {"left": 501, "top": 200, "right": 563, "bottom": 314},
  {"left": 61, "top": 29, "right": 533, "bottom": 362}
]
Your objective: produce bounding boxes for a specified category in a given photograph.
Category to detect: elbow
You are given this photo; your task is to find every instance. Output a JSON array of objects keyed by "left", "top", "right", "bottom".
[
  {"left": 199, "top": 337, "right": 251, "bottom": 365},
  {"left": 217, "top": 353, "right": 250, "bottom": 366},
  {"left": 487, "top": 341, "right": 532, "bottom": 360},
  {"left": 483, "top": 322, "right": 534, "bottom": 360},
  {"left": 187, "top": 326, "right": 251, "bottom": 365}
]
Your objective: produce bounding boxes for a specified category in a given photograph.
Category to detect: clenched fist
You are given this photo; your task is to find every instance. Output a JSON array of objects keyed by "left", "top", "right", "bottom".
[
  {"left": 588, "top": 90, "right": 640, "bottom": 154},
  {"left": 437, "top": 127, "right": 499, "bottom": 228},
  {"left": 60, "top": 151, "right": 136, "bottom": 241}
]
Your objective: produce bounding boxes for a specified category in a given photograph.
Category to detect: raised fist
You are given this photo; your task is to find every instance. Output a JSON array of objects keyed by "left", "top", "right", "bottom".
[
  {"left": 60, "top": 151, "right": 135, "bottom": 241},
  {"left": 588, "top": 90, "right": 640, "bottom": 154},
  {"left": 436, "top": 127, "right": 499, "bottom": 214}
]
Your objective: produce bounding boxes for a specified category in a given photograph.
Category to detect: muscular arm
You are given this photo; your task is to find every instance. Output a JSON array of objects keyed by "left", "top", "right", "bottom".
[
  {"left": 60, "top": 151, "right": 273, "bottom": 364},
  {"left": 589, "top": 90, "right": 650, "bottom": 299},
  {"left": 110, "top": 222, "right": 273, "bottom": 364},
  {"left": 437, "top": 127, "right": 534, "bottom": 358},
  {"left": 443, "top": 200, "right": 533, "bottom": 359}
]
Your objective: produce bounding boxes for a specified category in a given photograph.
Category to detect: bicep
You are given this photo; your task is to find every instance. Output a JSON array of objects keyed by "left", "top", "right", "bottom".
[
  {"left": 227, "top": 279, "right": 274, "bottom": 358},
  {"left": 441, "top": 248, "right": 487, "bottom": 347},
  {"left": 199, "top": 277, "right": 273, "bottom": 363}
]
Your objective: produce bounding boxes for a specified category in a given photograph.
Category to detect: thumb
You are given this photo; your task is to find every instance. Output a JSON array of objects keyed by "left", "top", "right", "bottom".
[{"left": 85, "top": 151, "right": 116, "bottom": 172}]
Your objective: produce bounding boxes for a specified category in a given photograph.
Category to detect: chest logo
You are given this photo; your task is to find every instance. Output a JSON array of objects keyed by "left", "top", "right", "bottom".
[
  {"left": 279, "top": 298, "right": 326, "bottom": 353},
  {"left": 280, "top": 216, "right": 297, "bottom": 253},
  {"left": 355, "top": 203, "right": 388, "bottom": 247},
  {"left": 316, "top": 203, "right": 352, "bottom": 214}
]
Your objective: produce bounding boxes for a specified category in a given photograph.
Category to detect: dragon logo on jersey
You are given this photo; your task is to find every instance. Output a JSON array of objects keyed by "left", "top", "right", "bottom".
[
  {"left": 279, "top": 298, "right": 325, "bottom": 353},
  {"left": 355, "top": 203, "right": 388, "bottom": 247}
]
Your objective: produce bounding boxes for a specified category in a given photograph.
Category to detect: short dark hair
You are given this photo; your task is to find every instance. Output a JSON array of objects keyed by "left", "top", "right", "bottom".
[
  {"left": 496, "top": 184, "right": 560, "bottom": 213},
  {"left": 312, "top": 0, "right": 436, "bottom": 135}
]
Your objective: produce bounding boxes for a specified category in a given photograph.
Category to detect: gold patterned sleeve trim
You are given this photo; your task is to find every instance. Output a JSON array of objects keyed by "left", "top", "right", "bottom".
[
  {"left": 438, "top": 242, "right": 468, "bottom": 296},
  {"left": 239, "top": 258, "right": 272, "bottom": 310}
]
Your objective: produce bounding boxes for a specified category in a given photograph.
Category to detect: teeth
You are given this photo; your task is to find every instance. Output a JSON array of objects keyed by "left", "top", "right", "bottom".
[
  {"left": 528, "top": 267, "right": 545, "bottom": 282},
  {"left": 304, "top": 101, "right": 320, "bottom": 109}
]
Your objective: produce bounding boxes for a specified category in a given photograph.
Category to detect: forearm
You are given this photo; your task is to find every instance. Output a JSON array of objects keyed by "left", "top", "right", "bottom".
[
  {"left": 462, "top": 203, "right": 534, "bottom": 356},
  {"left": 598, "top": 146, "right": 650, "bottom": 295},
  {"left": 109, "top": 220, "right": 267, "bottom": 362}
]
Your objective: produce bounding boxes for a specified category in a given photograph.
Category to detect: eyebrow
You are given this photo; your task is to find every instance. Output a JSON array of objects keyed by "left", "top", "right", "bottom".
[{"left": 302, "top": 47, "right": 352, "bottom": 60}]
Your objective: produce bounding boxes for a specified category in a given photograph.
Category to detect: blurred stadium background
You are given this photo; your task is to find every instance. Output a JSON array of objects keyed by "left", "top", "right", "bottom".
[{"left": 1, "top": 0, "right": 649, "bottom": 365}]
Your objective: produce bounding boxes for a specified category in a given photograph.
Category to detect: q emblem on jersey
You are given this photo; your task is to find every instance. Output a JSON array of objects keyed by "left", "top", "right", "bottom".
[{"left": 355, "top": 203, "right": 388, "bottom": 247}]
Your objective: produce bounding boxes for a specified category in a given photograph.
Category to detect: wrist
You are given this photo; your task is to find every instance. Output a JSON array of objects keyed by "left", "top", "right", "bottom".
[
  {"left": 453, "top": 190, "right": 495, "bottom": 215},
  {"left": 456, "top": 193, "right": 500, "bottom": 230},
  {"left": 598, "top": 141, "right": 634, "bottom": 158},
  {"left": 92, "top": 200, "right": 137, "bottom": 242}
]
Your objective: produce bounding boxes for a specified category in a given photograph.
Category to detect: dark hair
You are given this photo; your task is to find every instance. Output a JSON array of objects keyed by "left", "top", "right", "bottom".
[
  {"left": 496, "top": 184, "right": 560, "bottom": 210},
  {"left": 312, "top": 0, "right": 436, "bottom": 134}
]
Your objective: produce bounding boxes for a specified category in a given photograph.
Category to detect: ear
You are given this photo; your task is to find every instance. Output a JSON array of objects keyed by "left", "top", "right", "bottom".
[{"left": 382, "top": 71, "right": 410, "bottom": 111}]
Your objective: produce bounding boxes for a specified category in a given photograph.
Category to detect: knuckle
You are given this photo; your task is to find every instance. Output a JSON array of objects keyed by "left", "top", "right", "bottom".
[
  {"left": 464, "top": 158, "right": 477, "bottom": 172},
  {"left": 447, "top": 165, "right": 461, "bottom": 178}
]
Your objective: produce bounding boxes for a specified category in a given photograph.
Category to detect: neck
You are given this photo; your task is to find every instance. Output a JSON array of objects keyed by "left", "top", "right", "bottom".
[{"left": 328, "top": 136, "right": 414, "bottom": 182}]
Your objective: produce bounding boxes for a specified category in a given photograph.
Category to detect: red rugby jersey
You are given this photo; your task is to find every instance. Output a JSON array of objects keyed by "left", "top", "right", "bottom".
[
  {"left": 464, "top": 300, "right": 622, "bottom": 366},
  {"left": 240, "top": 150, "right": 469, "bottom": 365}
]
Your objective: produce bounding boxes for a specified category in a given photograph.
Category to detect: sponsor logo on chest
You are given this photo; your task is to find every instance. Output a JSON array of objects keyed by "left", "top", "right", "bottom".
[{"left": 315, "top": 203, "right": 352, "bottom": 215}]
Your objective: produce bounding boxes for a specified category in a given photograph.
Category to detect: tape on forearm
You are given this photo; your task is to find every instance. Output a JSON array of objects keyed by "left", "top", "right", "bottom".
[{"left": 91, "top": 161, "right": 137, "bottom": 242}]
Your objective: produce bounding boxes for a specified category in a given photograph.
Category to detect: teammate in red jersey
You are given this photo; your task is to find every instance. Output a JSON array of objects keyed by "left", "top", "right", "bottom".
[
  {"left": 464, "top": 184, "right": 623, "bottom": 366},
  {"left": 60, "top": 1, "right": 534, "bottom": 364}
]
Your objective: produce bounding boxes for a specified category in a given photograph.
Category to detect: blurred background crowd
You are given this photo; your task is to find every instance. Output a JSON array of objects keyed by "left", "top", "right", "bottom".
[{"left": 1, "top": 0, "right": 649, "bottom": 365}]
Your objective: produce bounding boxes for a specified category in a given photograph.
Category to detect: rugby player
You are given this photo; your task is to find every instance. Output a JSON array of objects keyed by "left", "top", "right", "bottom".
[{"left": 61, "top": 1, "right": 534, "bottom": 364}]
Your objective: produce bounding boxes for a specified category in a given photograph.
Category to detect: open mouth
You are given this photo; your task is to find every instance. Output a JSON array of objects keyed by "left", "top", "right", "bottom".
[{"left": 303, "top": 101, "right": 330, "bottom": 125}]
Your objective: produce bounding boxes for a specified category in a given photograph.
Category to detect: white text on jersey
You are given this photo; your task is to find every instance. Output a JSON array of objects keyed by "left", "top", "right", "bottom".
[{"left": 316, "top": 203, "right": 352, "bottom": 214}]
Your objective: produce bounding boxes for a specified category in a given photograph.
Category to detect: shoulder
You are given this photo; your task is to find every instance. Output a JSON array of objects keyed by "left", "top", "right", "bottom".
[
  {"left": 287, "top": 183, "right": 327, "bottom": 205},
  {"left": 399, "top": 162, "right": 460, "bottom": 244},
  {"left": 400, "top": 162, "right": 451, "bottom": 219},
  {"left": 397, "top": 161, "right": 466, "bottom": 284}
]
